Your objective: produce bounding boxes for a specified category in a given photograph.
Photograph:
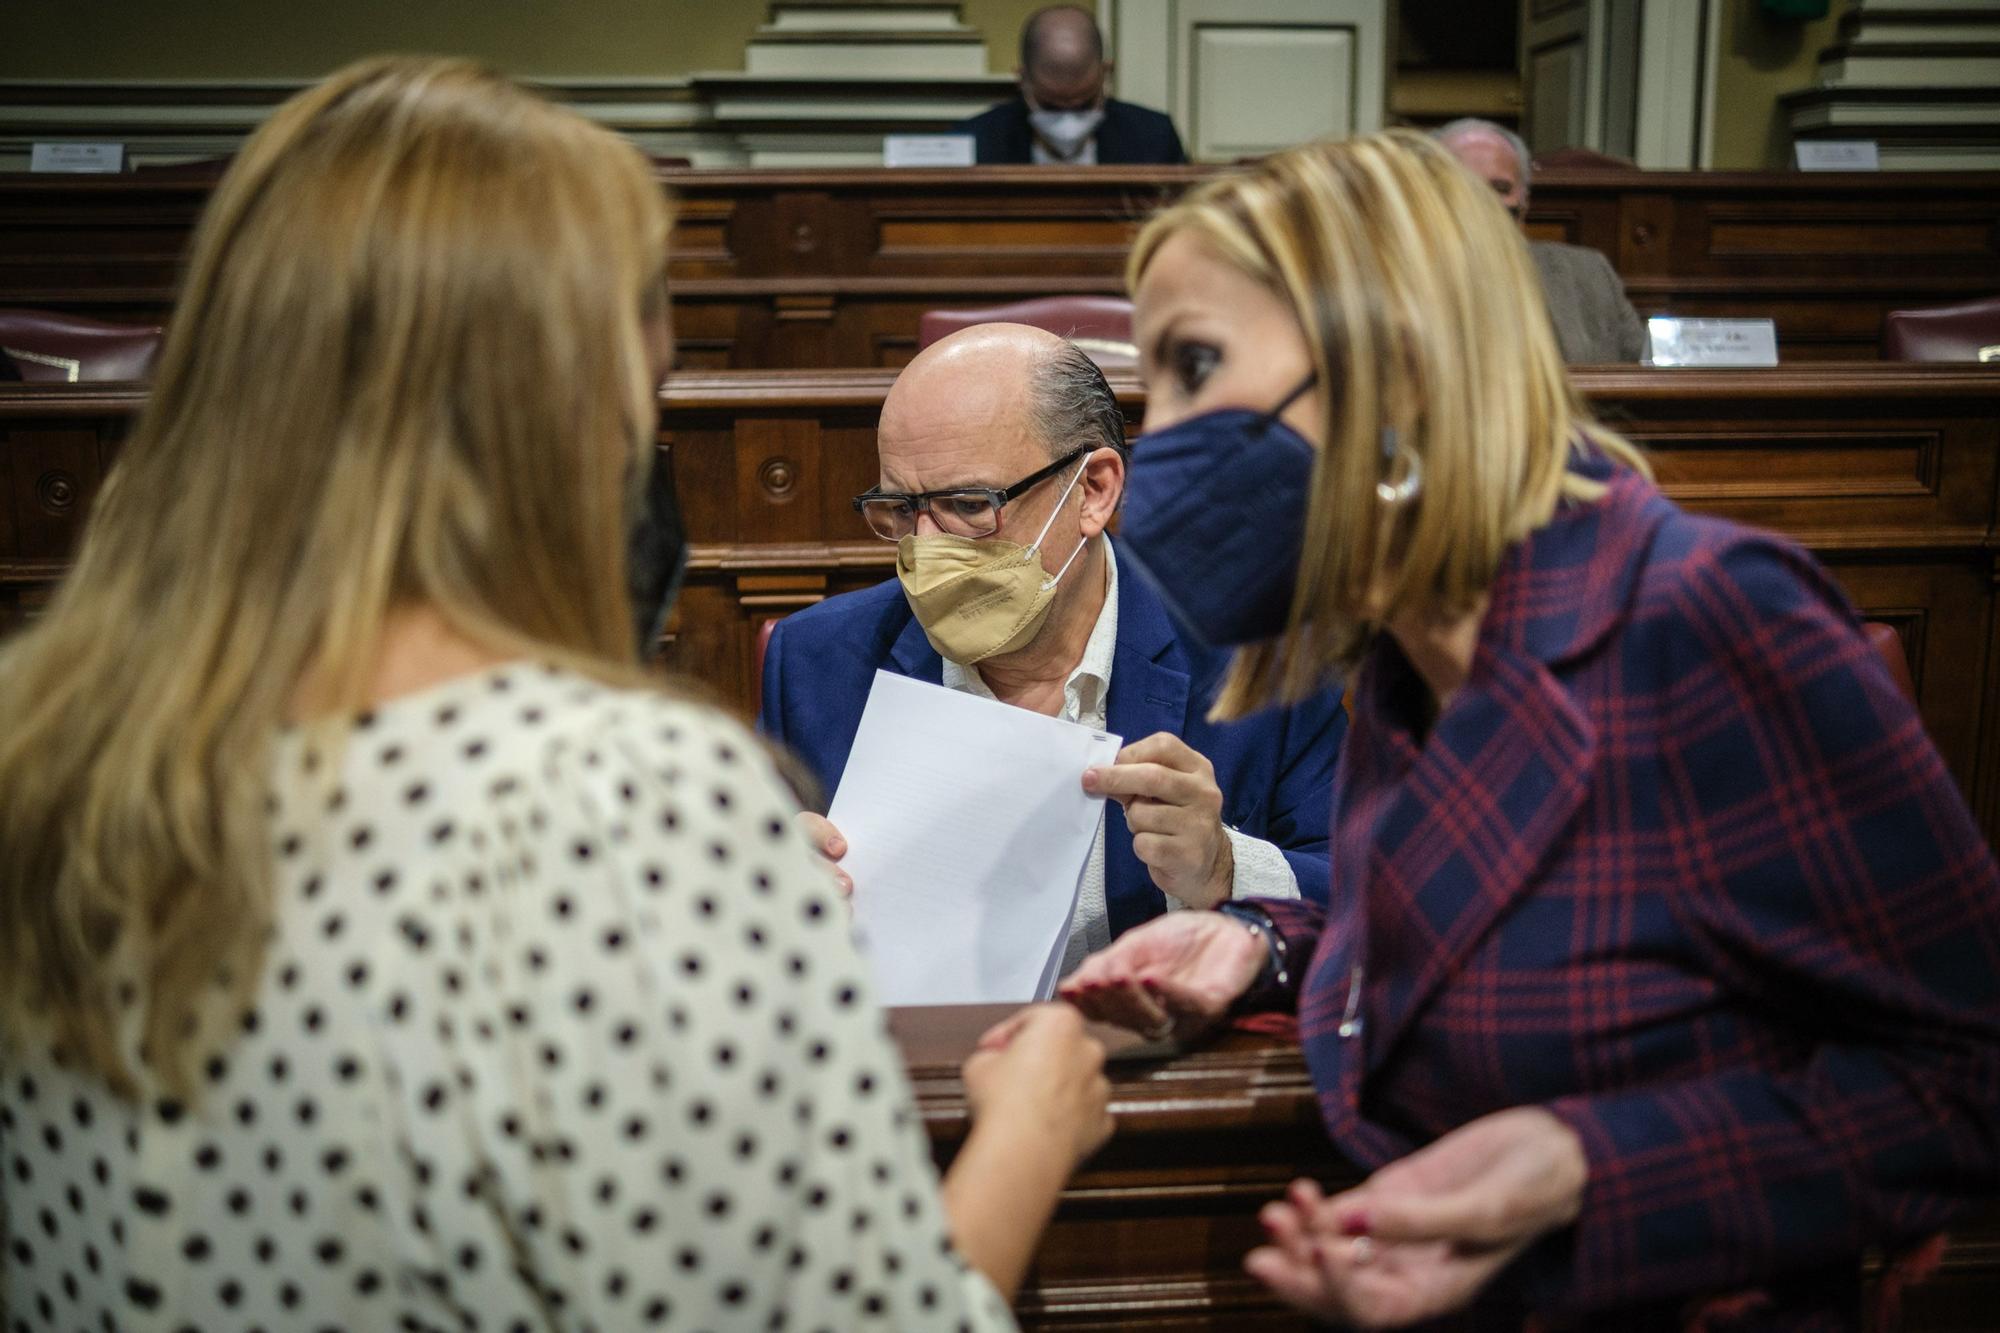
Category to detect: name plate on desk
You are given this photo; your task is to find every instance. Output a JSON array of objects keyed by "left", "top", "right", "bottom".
[
  {"left": 1795, "top": 139, "right": 1879, "bottom": 171},
  {"left": 30, "top": 142, "right": 124, "bottom": 174},
  {"left": 882, "top": 135, "right": 975, "bottom": 168},
  {"left": 1646, "top": 317, "right": 1779, "bottom": 367}
]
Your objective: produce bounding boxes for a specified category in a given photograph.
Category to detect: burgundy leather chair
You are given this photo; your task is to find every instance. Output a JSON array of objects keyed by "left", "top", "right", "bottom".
[
  {"left": 132, "top": 156, "right": 233, "bottom": 180},
  {"left": 1863, "top": 622, "right": 1918, "bottom": 706},
  {"left": 753, "top": 617, "right": 782, "bottom": 704},
  {"left": 1879, "top": 295, "right": 2000, "bottom": 363},
  {"left": 916, "top": 296, "right": 1136, "bottom": 367},
  {"left": 0, "top": 309, "right": 164, "bottom": 383}
]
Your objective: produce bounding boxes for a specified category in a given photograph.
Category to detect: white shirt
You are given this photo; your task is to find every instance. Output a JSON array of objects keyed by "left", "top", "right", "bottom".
[
  {"left": 1, "top": 666, "right": 1014, "bottom": 1332},
  {"left": 942, "top": 544, "right": 1300, "bottom": 976}
]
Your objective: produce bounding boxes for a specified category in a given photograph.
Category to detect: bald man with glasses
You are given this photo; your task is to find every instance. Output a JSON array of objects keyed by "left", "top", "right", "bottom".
[{"left": 758, "top": 324, "right": 1343, "bottom": 972}]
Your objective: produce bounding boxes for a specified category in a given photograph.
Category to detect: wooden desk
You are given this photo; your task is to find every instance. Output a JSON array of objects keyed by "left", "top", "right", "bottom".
[
  {"left": 4, "top": 364, "right": 1998, "bottom": 846},
  {"left": 894, "top": 1005, "right": 1345, "bottom": 1328},
  {"left": 892, "top": 1006, "right": 2000, "bottom": 1330},
  {"left": 3, "top": 167, "right": 1997, "bottom": 366}
]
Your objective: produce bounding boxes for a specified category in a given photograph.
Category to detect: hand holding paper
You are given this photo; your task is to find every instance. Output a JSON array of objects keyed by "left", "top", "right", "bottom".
[{"left": 829, "top": 671, "right": 1120, "bottom": 1006}]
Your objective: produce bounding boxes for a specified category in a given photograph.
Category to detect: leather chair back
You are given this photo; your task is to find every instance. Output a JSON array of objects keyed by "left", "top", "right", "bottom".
[
  {"left": 917, "top": 296, "right": 1136, "bottom": 367},
  {"left": 754, "top": 617, "right": 782, "bottom": 704},
  {"left": 0, "top": 308, "right": 164, "bottom": 383},
  {"left": 1879, "top": 295, "right": 2000, "bottom": 363},
  {"left": 1863, "top": 622, "right": 1918, "bottom": 706},
  {"left": 1532, "top": 145, "right": 1634, "bottom": 171}
]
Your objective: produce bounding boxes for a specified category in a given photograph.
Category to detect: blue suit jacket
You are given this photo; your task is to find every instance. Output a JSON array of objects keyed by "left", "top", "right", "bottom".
[
  {"left": 758, "top": 548, "right": 1342, "bottom": 934},
  {"left": 954, "top": 97, "right": 1188, "bottom": 166}
]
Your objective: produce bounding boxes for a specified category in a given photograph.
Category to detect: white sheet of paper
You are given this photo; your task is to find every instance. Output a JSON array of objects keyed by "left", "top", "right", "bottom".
[{"left": 831, "top": 671, "right": 1121, "bottom": 1007}]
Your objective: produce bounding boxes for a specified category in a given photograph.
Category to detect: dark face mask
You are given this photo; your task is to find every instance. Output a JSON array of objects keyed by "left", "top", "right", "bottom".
[
  {"left": 1117, "top": 375, "right": 1316, "bottom": 648},
  {"left": 627, "top": 446, "right": 688, "bottom": 663}
]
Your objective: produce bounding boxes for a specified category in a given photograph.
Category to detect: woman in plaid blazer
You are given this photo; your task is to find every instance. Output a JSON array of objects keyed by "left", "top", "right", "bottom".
[{"left": 1064, "top": 131, "right": 2000, "bottom": 1330}]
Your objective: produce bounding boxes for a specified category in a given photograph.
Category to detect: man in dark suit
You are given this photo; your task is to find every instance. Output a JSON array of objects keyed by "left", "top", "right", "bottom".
[
  {"left": 760, "top": 324, "right": 1339, "bottom": 973},
  {"left": 957, "top": 5, "right": 1186, "bottom": 166},
  {"left": 1436, "top": 118, "right": 1647, "bottom": 363}
]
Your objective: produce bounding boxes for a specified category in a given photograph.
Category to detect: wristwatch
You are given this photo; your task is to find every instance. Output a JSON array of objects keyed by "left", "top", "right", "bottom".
[{"left": 1215, "top": 901, "right": 1293, "bottom": 1013}]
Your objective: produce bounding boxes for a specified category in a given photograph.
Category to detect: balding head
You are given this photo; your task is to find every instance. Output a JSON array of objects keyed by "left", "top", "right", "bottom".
[
  {"left": 1020, "top": 6, "right": 1108, "bottom": 111},
  {"left": 882, "top": 321, "right": 1121, "bottom": 477},
  {"left": 1434, "top": 118, "right": 1531, "bottom": 222},
  {"left": 877, "top": 323, "right": 1125, "bottom": 580}
]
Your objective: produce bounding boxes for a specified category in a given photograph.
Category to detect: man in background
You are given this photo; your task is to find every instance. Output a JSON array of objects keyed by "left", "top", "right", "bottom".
[
  {"left": 760, "top": 325, "right": 1340, "bottom": 973},
  {"left": 958, "top": 5, "right": 1186, "bottom": 166},
  {"left": 1436, "top": 117, "right": 1648, "bottom": 363}
]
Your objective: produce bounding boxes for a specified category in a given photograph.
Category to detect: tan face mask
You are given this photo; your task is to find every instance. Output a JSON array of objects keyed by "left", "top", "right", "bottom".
[{"left": 896, "top": 460, "right": 1090, "bottom": 665}]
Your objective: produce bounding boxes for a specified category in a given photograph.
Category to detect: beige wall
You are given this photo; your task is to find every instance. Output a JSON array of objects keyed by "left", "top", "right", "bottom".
[
  {"left": 1707, "top": 0, "right": 1849, "bottom": 168},
  {"left": 0, "top": 0, "right": 1056, "bottom": 82}
]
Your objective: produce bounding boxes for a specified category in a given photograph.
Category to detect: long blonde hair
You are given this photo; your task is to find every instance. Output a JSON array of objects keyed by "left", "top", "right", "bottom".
[
  {"left": 0, "top": 57, "right": 673, "bottom": 1097},
  {"left": 1127, "top": 129, "right": 1648, "bottom": 719}
]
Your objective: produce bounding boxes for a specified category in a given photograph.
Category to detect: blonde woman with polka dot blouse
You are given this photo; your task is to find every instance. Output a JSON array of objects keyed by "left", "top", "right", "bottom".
[{"left": 0, "top": 60, "right": 1113, "bottom": 1331}]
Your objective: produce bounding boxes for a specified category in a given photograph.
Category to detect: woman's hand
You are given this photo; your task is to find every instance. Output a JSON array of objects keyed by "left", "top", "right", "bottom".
[
  {"left": 962, "top": 1004, "right": 1114, "bottom": 1170},
  {"left": 794, "top": 811, "right": 852, "bottom": 898},
  {"left": 1057, "top": 911, "right": 1267, "bottom": 1041},
  {"left": 1245, "top": 1107, "right": 1588, "bottom": 1327},
  {"left": 942, "top": 1004, "right": 1115, "bottom": 1301}
]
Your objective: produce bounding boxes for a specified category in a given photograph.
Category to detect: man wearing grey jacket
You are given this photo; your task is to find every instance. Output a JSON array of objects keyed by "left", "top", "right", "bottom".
[{"left": 1436, "top": 118, "right": 1648, "bottom": 364}]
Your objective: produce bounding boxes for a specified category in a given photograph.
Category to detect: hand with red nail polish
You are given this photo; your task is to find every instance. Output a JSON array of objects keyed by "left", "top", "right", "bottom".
[
  {"left": 1246, "top": 1109, "right": 1587, "bottom": 1326},
  {"left": 1057, "top": 912, "right": 1266, "bottom": 1041}
]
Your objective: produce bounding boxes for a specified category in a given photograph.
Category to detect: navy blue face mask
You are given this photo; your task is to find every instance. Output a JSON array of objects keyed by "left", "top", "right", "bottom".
[
  {"left": 1119, "top": 375, "right": 1317, "bottom": 647},
  {"left": 628, "top": 447, "right": 688, "bottom": 663}
]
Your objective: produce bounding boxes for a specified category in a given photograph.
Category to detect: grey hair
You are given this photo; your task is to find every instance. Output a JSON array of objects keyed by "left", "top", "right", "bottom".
[
  {"left": 1433, "top": 117, "right": 1531, "bottom": 189},
  {"left": 1030, "top": 340, "right": 1127, "bottom": 464}
]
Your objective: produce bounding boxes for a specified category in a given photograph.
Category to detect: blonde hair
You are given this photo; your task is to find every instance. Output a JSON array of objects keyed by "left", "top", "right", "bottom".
[
  {"left": 0, "top": 57, "right": 673, "bottom": 1097},
  {"left": 1126, "top": 129, "right": 1648, "bottom": 719}
]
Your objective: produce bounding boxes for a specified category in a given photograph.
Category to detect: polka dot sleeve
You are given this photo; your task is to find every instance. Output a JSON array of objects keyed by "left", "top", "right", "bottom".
[{"left": 365, "top": 693, "right": 1017, "bottom": 1331}]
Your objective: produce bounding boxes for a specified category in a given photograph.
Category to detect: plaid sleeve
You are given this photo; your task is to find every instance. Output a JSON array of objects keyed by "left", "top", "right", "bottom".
[
  {"left": 1528, "top": 536, "right": 2000, "bottom": 1313},
  {"left": 1253, "top": 897, "right": 1328, "bottom": 958}
]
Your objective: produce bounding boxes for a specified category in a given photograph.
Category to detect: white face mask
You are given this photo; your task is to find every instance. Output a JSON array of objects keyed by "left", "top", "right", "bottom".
[{"left": 1028, "top": 106, "right": 1104, "bottom": 160}]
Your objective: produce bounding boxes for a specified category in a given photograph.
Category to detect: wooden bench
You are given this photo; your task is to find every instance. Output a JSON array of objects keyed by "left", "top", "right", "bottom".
[
  {"left": 3, "top": 363, "right": 1997, "bottom": 847},
  {"left": 3, "top": 166, "right": 1997, "bottom": 367}
]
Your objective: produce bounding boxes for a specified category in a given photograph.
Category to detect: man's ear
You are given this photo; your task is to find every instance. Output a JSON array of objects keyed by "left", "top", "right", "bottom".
[
  {"left": 1078, "top": 447, "right": 1126, "bottom": 537},
  {"left": 1099, "top": 61, "right": 1115, "bottom": 98}
]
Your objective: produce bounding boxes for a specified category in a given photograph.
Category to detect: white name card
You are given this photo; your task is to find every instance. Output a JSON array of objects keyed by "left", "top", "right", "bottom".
[
  {"left": 1795, "top": 139, "right": 1879, "bottom": 171},
  {"left": 882, "top": 135, "right": 976, "bottom": 168},
  {"left": 1646, "top": 317, "right": 1779, "bottom": 368},
  {"left": 30, "top": 142, "right": 125, "bottom": 174}
]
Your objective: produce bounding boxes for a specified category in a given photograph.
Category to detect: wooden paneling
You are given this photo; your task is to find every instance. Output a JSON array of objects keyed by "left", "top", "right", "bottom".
[
  {"left": 7, "top": 167, "right": 1998, "bottom": 366},
  {"left": 3, "top": 365, "right": 1998, "bottom": 849},
  {"left": 897, "top": 1005, "right": 1345, "bottom": 1328}
]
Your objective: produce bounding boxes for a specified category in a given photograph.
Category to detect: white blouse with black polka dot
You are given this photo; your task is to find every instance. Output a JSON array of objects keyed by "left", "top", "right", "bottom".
[{"left": 1, "top": 665, "right": 1014, "bottom": 1332}]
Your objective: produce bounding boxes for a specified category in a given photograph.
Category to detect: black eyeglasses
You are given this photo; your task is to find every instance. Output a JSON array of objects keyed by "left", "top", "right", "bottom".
[{"left": 853, "top": 447, "right": 1087, "bottom": 541}]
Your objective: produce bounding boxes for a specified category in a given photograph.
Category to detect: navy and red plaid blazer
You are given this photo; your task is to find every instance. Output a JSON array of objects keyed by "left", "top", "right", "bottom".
[{"left": 1255, "top": 460, "right": 2000, "bottom": 1329}]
